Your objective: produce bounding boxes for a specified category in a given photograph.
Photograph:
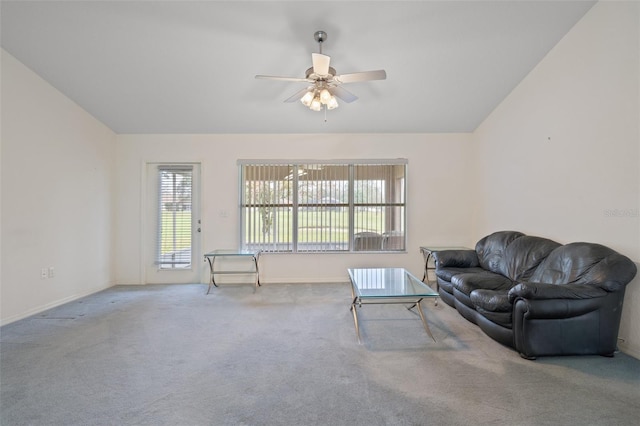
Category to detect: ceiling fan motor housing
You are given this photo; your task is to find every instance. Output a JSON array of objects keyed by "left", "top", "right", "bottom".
[{"left": 305, "top": 66, "right": 337, "bottom": 80}]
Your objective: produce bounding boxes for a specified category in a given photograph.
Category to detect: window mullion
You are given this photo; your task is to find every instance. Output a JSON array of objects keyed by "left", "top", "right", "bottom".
[
  {"left": 348, "top": 164, "right": 355, "bottom": 251},
  {"left": 292, "top": 164, "right": 299, "bottom": 252}
]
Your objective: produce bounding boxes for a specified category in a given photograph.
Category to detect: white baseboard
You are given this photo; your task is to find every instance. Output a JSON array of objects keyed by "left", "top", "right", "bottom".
[
  {"left": 618, "top": 341, "right": 640, "bottom": 360},
  {"left": 0, "top": 281, "right": 113, "bottom": 326}
]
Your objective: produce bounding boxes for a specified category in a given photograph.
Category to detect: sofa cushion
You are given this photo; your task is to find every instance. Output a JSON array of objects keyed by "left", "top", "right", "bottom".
[
  {"left": 503, "top": 236, "right": 560, "bottom": 281},
  {"left": 475, "top": 231, "right": 525, "bottom": 276},
  {"left": 530, "top": 242, "right": 638, "bottom": 291},
  {"left": 471, "top": 289, "right": 512, "bottom": 312},
  {"left": 475, "top": 309, "right": 512, "bottom": 329},
  {"left": 451, "top": 271, "right": 514, "bottom": 297},
  {"left": 471, "top": 289, "right": 513, "bottom": 328},
  {"left": 436, "top": 266, "right": 485, "bottom": 282},
  {"left": 437, "top": 277, "right": 454, "bottom": 295}
]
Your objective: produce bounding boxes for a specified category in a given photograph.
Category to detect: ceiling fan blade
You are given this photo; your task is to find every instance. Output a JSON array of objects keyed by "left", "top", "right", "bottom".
[
  {"left": 329, "top": 86, "right": 358, "bottom": 103},
  {"left": 312, "top": 53, "right": 331, "bottom": 76},
  {"left": 284, "top": 87, "right": 312, "bottom": 103},
  {"left": 255, "top": 75, "right": 311, "bottom": 82},
  {"left": 334, "top": 70, "right": 387, "bottom": 84}
]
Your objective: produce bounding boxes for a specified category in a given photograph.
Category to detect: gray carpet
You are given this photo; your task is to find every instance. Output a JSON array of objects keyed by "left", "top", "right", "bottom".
[{"left": 1, "top": 282, "right": 640, "bottom": 426}]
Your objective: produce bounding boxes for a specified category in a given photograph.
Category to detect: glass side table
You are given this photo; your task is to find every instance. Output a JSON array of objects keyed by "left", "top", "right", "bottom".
[{"left": 203, "top": 249, "right": 261, "bottom": 294}]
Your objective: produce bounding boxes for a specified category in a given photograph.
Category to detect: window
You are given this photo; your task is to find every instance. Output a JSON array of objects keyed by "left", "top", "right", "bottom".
[
  {"left": 239, "top": 159, "right": 406, "bottom": 253},
  {"left": 156, "top": 165, "right": 193, "bottom": 268}
]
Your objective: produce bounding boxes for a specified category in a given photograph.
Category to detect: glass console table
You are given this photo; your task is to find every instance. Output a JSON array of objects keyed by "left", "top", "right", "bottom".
[{"left": 203, "top": 249, "right": 261, "bottom": 294}]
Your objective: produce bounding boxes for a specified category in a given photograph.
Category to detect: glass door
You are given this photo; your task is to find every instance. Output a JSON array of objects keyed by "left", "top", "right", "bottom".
[{"left": 145, "top": 163, "right": 201, "bottom": 284}]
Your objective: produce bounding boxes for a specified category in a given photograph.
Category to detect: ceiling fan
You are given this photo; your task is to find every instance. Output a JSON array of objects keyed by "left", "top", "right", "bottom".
[{"left": 255, "top": 31, "right": 387, "bottom": 112}]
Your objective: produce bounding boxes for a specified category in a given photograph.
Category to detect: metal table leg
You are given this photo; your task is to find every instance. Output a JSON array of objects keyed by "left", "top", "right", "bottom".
[
  {"left": 421, "top": 251, "right": 432, "bottom": 282},
  {"left": 410, "top": 299, "right": 436, "bottom": 342},
  {"left": 349, "top": 285, "right": 362, "bottom": 344},
  {"left": 252, "top": 253, "right": 261, "bottom": 290},
  {"left": 350, "top": 297, "right": 362, "bottom": 344},
  {"left": 205, "top": 256, "right": 218, "bottom": 294}
]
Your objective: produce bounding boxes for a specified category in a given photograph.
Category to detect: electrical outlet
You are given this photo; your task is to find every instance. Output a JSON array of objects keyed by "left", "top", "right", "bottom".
[
  {"left": 48, "top": 267, "right": 55, "bottom": 278},
  {"left": 41, "top": 268, "right": 48, "bottom": 279}
]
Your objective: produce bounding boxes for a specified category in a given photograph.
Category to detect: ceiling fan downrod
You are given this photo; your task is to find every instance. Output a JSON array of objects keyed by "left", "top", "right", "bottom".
[{"left": 314, "top": 30, "right": 327, "bottom": 54}]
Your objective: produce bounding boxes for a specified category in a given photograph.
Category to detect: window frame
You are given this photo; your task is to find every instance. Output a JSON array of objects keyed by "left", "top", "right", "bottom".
[{"left": 238, "top": 159, "right": 407, "bottom": 253}]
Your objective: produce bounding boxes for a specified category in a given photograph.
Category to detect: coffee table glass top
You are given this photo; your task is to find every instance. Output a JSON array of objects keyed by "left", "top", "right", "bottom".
[{"left": 348, "top": 268, "right": 438, "bottom": 299}]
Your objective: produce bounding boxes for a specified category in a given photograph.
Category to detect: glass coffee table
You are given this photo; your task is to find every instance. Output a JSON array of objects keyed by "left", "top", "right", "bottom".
[{"left": 347, "top": 268, "right": 439, "bottom": 344}]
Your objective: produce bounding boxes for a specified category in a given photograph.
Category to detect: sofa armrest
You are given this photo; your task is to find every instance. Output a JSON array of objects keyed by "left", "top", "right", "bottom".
[
  {"left": 508, "top": 282, "right": 607, "bottom": 302},
  {"left": 512, "top": 289, "right": 625, "bottom": 358},
  {"left": 432, "top": 250, "right": 479, "bottom": 268},
  {"left": 513, "top": 297, "right": 606, "bottom": 320}
]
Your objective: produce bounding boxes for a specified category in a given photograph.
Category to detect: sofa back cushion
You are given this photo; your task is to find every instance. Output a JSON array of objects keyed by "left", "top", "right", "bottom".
[
  {"left": 530, "top": 242, "right": 637, "bottom": 291},
  {"left": 475, "top": 231, "right": 525, "bottom": 276},
  {"left": 503, "top": 236, "right": 561, "bottom": 281}
]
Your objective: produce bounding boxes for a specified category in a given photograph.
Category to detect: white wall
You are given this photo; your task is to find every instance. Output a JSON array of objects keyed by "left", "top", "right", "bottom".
[
  {"left": 473, "top": 1, "right": 640, "bottom": 357},
  {"left": 1, "top": 49, "right": 117, "bottom": 325},
  {"left": 115, "top": 133, "right": 474, "bottom": 285}
]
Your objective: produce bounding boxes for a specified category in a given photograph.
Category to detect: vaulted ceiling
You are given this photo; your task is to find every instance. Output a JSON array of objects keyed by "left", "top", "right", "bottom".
[{"left": 1, "top": 1, "right": 596, "bottom": 134}]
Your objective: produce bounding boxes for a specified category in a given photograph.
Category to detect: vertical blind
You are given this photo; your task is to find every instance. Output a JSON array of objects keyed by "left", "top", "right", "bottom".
[
  {"left": 239, "top": 159, "right": 407, "bottom": 253},
  {"left": 156, "top": 165, "right": 193, "bottom": 268}
]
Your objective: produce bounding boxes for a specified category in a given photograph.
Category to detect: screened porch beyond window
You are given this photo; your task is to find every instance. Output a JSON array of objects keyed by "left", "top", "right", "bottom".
[{"left": 239, "top": 160, "right": 407, "bottom": 253}]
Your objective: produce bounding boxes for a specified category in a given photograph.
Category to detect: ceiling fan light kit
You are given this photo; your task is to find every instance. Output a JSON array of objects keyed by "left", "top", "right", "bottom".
[
  {"left": 302, "top": 85, "right": 339, "bottom": 111},
  {"left": 256, "top": 31, "right": 386, "bottom": 115}
]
